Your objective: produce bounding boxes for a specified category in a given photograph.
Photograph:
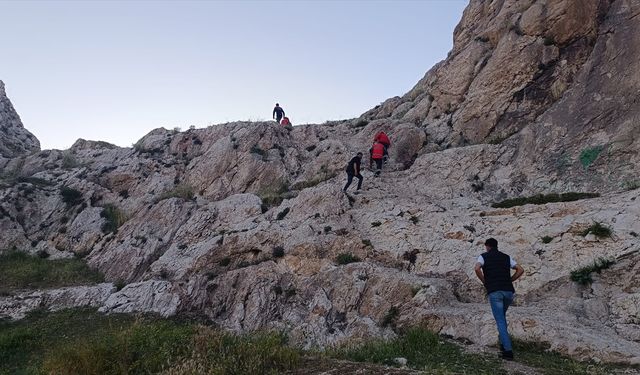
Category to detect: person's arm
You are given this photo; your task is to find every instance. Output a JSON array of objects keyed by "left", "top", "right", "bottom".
[
  {"left": 474, "top": 262, "right": 485, "bottom": 284},
  {"left": 355, "top": 161, "right": 360, "bottom": 176},
  {"left": 511, "top": 264, "right": 524, "bottom": 282},
  {"left": 273, "top": 108, "right": 276, "bottom": 119}
]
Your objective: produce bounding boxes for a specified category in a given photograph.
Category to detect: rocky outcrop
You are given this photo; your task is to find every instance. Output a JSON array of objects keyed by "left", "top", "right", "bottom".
[
  {"left": 0, "top": 80, "right": 40, "bottom": 159},
  {"left": 1, "top": 0, "right": 640, "bottom": 366}
]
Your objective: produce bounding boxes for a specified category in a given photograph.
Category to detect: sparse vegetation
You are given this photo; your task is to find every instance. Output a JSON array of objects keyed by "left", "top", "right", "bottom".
[
  {"left": 541, "top": 236, "right": 554, "bottom": 244},
  {"left": 100, "top": 204, "right": 127, "bottom": 234},
  {"left": 570, "top": 257, "right": 615, "bottom": 285},
  {"left": 623, "top": 180, "right": 640, "bottom": 191},
  {"left": 361, "top": 239, "right": 372, "bottom": 247},
  {"left": 352, "top": 119, "right": 369, "bottom": 128},
  {"left": 159, "top": 184, "right": 195, "bottom": 201},
  {"left": 409, "top": 216, "right": 419, "bottom": 224},
  {"left": 579, "top": 145, "right": 604, "bottom": 168},
  {"left": 581, "top": 221, "right": 612, "bottom": 238},
  {"left": 258, "top": 181, "right": 289, "bottom": 210},
  {"left": 61, "top": 152, "right": 79, "bottom": 169},
  {"left": 370, "top": 221, "right": 382, "bottom": 227},
  {"left": 381, "top": 306, "right": 399, "bottom": 328},
  {"left": 492, "top": 192, "right": 600, "bottom": 208},
  {"left": 336, "top": 253, "right": 361, "bottom": 265},
  {"left": 291, "top": 166, "right": 337, "bottom": 190},
  {"left": 276, "top": 207, "right": 290, "bottom": 220},
  {"left": 219, "top": 257, "right": 231, "bottom": 267},
  {"left": 512, "top": 339, "right": 616, "bottom": 374},
  {"left": 0, "top": 250, "right": 103, "bottom": 294},
  {"left": 272, "top": 246, "right": 285, "bottom": 258},
  {"left": 250, "top": 145, "right": 267, "bottom": 158},
  {"left": 323, "top": 226, "right": 332, "bottom": 234},
  {"left": 60, "top": 186, "right": 83, "bottom": 207}
]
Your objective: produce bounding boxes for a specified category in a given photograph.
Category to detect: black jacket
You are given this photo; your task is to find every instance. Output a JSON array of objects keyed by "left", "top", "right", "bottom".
[
  {"left": 346, "top": 156, "right": 361, "bottom": 175},
  {"left": 480, "top": 249, "right": 515, "bottom": 294},
  {"left": 273, "top": 106, "right": 285, "bottom": 118}
]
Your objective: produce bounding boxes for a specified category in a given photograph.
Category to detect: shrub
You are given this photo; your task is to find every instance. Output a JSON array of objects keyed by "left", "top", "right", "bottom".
[
  {"left": 100, "top": 204, "right": 127, "bottom": 234},
  {"left": 352, "top": 119, "right": 369, "bottom": 128},
  {"left": 0, "top": 250, "right": 104, "bottom": 294},
  {"left": 114, "top": 280, "right": 127, "bottom": 291},
  {"left": 159, "top": 184, "right": 195, "bottom": 201},
  {"left": 579, "top": 146, "right": 604, "bottom": 168},
  {"left": 371, "top": 221, "right": 382, "bottom": 227},
  {"left": 291, "top": 164, "right": 337, "bottom": 191},
  {"left": 581, "top": 222, "right": 612, "bottom": 238},
  {"left": 491, "top": 192, "right": 599, "bottom": 208},
  {"left": 219, "top": 257, "right": 231, "bottom": 266},
  {"left": 409, "top": 216, "right": 419, "bottom": 224},
  {"left": 272, "top": 246, "right": 285, "bottom": 258},
  {"left": 60, "top": 186, "right": 83, "bottom": 207},
  {"left": 61, "top": 152, "right": 79, "bottom": 169},
  {"left": 570, "top": 258, "right": 615, "bottom": 285},
  {"left": 361, "top": 239, "right": 372, "bottom": 247},
  {"left": 324, "top": 226, "right": 332, "bottom": 234},
  {"left": 250, "top": 145, "right": 267, "bottom": 158},
  {"left": 381, "top": 306, "right": 399, "bottom": 328},
  {"left": 623, "top": 180, "right": 640, "bottom": 191},
  {"left": 541, "top": 236, "right": 553, "bottom": 244},
  {"left": 336, "top": 253, "right": 361, "bottom": 265},
  {"left": 258, "top": 181, "right": 289, "bottom": 209},
  {"left": 276, "top": 207, "right": 290, "bottom": 220}
]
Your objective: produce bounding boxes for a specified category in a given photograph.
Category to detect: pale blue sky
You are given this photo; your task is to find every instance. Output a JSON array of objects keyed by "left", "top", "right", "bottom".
[{"left": 0, "top": 0, "right": 467, "bottom": 150}]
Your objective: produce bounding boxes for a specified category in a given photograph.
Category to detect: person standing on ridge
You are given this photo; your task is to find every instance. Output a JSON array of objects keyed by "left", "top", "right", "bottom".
[
  {"left": 369, "top": 140, "right": 387, "bottom": 176},
  {"left": 273, "top": 103, "right": 285, "bottom": 124},
  {"left": 343, "top": 152, "right": 363, "bottom": 193},
  {"left": 474, "top": 238, "right": 525, "bottom": 361}
]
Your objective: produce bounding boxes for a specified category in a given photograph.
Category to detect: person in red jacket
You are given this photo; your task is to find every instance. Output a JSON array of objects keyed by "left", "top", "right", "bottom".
[
  {"left": 369, "top": 140, "right": 387, "bottom": 176},
  {"left": 374, "top": 131, "right": 391, "bottom": 149}
]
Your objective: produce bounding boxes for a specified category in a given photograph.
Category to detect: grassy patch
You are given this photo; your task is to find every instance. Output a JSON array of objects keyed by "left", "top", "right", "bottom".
[
  {"left": 492, "top": 192, "right": 599, "bottom": 208},
  {"left": 159, "top": 184, "right": 195, "bottom": 201},
  {"left": 361, "top": 239, "right": 372, "bottom": 247},
  {"left": 381, "top": 306, "right": 399, "bottom": 328},
  {"left": 61, "top": 152, "right": 79, "bottom": 169},
  {"left": 352, "top": 119, "right": 369, "bottom": 128},
  {"left": 579, "top": 146, "right": 604, "bottom": 168},
  {"left": 570, "top": 257, "right": 615, "bottom": 285},
  {"left": 581, "top": 222, "right": 612, "bottom": 238},
  {"left": 623, "top": 180, "right": 640, "bottom": 191},
  {"left": 291, "top": 165, "right": 337, "bottom": 191},
  {"left": 512, "top": 339, "right": 616, "bottom": 374},
  {"left": 336, "top": 253, "right": 361, "bottom": 265},
  {"left": 60, "top": 186, "right": 83, "bottom": 207},
  {"left": 541, "top": 236, "right": 554, "bottom": 244},
  {"left": 329, "top": 327, "right": 504, "bottom": 374},
  {"left": 100, "top": 204, "right": 127, "bottom": 234},
  {"left": 258, "top": 181, "right": 289, "bottom": 210},
  {"left": 0, "top": 250, "right": 103, "bottom": 295}
]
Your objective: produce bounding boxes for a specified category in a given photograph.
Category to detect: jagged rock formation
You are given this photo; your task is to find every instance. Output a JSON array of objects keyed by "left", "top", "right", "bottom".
[
  {"left": 1, "top": 0, "right": 640, "bottom": 366},
  {"left": 0, "top": 80, "right": 40, "bottom": 160}
]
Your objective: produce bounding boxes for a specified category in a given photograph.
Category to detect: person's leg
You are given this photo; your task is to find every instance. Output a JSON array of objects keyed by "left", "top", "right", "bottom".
[
  {"left": 375, "top": 158, "right": 383, "bottom": 175},
  {"left": 343, "top": 172, "right": 354, "bottom": 191},
  {"left": 356, "top": 174, "right": 363, "bottom": 190},
  {"left": 488, "top": 291, "right": 513, "bottom": 353}
]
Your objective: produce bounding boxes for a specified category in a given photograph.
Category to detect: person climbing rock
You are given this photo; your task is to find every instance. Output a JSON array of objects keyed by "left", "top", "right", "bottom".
[
  {"left": 273, "top": 103, "right": 285, "bottom": 124},
  {"left": 374, "top": 131, "right": 391, "bottom": 150},
  {"left": 369, "top": 140, "right": 387, "bottom": 176},
  {"left": 281, "top": 116, "right": 291, "bottom": 126},
  {"left": 343, "top": 152, "right": 363, "bottom": 192},
  {"left": 474, "top": 238, "right": 525, "bottom": 361}
]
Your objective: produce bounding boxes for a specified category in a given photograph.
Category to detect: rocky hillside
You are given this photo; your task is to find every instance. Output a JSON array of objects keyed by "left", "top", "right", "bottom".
[
  {"left": 1, "top": 0, "right": 639, "bottom": 366},
  {"left": 0, "top": 80, "right": 40, "bottom": 159}
]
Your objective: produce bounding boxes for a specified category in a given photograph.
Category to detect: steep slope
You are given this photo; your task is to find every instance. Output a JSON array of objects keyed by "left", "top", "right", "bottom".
[
  {"left": 0, "top": 80, "right": 40, "bottom": 160},
  {"left": 1, "top": 0, "right": 640, "bottom": 366}
]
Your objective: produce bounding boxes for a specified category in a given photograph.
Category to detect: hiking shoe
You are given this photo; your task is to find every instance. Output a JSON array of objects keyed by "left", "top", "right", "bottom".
[{"left": 500, "top": 351, "right": 514, "bottom": 360}]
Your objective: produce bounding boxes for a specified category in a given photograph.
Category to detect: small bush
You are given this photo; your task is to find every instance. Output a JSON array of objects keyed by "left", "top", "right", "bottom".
[
  {"left": 570, "top": 257, "right": 615, "bottom": 285},
  {"left": 541, "top": 236, "right": 553, "bottom": 244},
  {"left": 492, "top": 192, "right": 599, "bottom": 208},
  {"left": 409, "top": 216, "right": 419, "bottom": 224},
  {"left": 381, "top": 306, "right": 399, "bottom": 328},
  {"left": 336, "top": 253, "right": 361, "bottom": 265},
  {"left": 60, "top": 186, "right": 83, "bottom": 207},
  {"left": 61, "top": 152, "right": 79, "bottom": 169},
  {"left": 291, "top": 164, "right": 337, "bottom": 191},
  {"left": 362, "top": 239, "right": 372, "bottom": 247},
  {"left": 276, "top": 207, "right": 290, "bottom": 220},
  {"left": 219, "top": 257, "right": 231, "bottom": 266},
  {"left": 272, "top": 246, "right": 285, "bottom": 258},
  {"left": 623, "top": 180, "right": 640, "bottom": 191},
  {"left": 100, "top": 204, "right": 127, "bottom": 234},
  {"left": 17, "top": 176, "right": 54, "bottom": 186},
  {"left": 371, "top": 221, "right": 382, "bottom": 227},
  {"left": 250, "top": 145, "right": 267, "bottom": 158},
  {"left": 159, "top": 184, "right": 195, "bottom": 201},
  {"left": 352, "top": 119, "right": 369, "bottom": 128},
  {"left": 305, "top": 145, "right": 316, "bottom": 152},
  {"left": 258, "top": 181, "right": 289, "bottom": 209},
  {"left": 324, "top": 226, "right": 332, "bottom": 234},
  {"left": 114, "top": 280, "right": 127, "bottom": 291},
  {"left": 579, "top": 146, "right": 604, "bottom": 168},
  {"left": 581, "top": 222, "right": 612, "bottom": 238}
]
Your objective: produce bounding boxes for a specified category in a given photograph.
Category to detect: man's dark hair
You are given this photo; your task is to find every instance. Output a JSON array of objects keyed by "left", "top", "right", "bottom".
[
  {"left": 485, "top": 238, "right": 498, "bottom": 249},
  {"left": 275, "top": 103, "right": 279, "bottom": 106}
]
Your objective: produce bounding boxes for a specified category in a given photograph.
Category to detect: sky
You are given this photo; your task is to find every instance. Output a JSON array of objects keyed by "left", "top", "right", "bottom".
[{"left": 0, "top": 0, "right": 468, "bottom": 150}]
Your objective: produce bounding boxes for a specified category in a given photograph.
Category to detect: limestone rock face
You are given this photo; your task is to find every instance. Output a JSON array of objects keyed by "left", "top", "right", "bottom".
[
  {"left": 0, "top": 81, "right": 40, "bottom": 158},
  {"left": 2, "top": 0, "right": 640, "bottom": 366}
]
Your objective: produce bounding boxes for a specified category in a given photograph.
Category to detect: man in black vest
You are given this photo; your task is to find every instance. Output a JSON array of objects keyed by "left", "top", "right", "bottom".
[
  {"left": 474, "top": 238, "right": 524, "bottom": 360},
  {"left": 343, "top": 152, "right": 363, "bottom": 192}
]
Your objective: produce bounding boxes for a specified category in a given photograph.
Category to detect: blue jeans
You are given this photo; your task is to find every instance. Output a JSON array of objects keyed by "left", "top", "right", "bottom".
[{"left": 488, "top": 291, "right": 514, "bottom": 352}]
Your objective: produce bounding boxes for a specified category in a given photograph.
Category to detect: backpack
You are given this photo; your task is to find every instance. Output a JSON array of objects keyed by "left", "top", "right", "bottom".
[{"left": 374, "top": 131, "right": 390, "bottom": 146}]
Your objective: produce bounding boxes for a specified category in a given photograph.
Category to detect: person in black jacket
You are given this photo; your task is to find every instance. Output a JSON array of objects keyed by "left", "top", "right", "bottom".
[
  {"left": 343, "top": 152, "right": 363, "bottom": 192},
  {"left": 474, "top": 238, "right": 524, "bottom": 360},
  {"left": 273, "top": 103, "right": 285, "bottom": 124}
]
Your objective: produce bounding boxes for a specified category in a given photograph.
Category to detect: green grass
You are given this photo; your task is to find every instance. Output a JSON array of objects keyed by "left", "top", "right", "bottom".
[
  {"left": 0, "top": 308, "right": 299, "bottom": 375},
  {"left": 329, "top": 327, "right": 505, "bottom": 374},
  {"left": 158, "top": 183, "right": 195, "bottom": 201},
  {"left": 512, "top": 340, "right": 616, "bottom": 374},
  {"left": 541, "top": 236, "right": 554, "bottom": 244},
  {"left": 492, "top": 192, "right": 599, "bottom": 208},
  {"left": 335, "top": 253, "right": 361, "bottom": 265},
  {"left": 581, "top": 222, "right": 612, "bottom": 238},
  {"left": 100, "top": 204, "right": 127, "bottom": 234},
  {"left": 579, "top": 146, "right": 604, "bottom": 168},
  {"left": 570, "top": 257, "right": 615, "bottom": 285},
  {"left": 258, "top": 181, "right": 290, "bottom": 210},
  {"left": 60, "top": 186, "right": 83, "bottom": 207},
  {"left": 0, "top": 250, "right": 104, "bottom": 295}
]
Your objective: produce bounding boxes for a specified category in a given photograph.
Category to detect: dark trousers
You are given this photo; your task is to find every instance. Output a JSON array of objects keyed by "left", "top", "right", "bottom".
[
  {"left": 343, "top": 172, "right": 363, "bottom": 191},
  {"left": 276, "top": 116, "right": 282, "bottom": 124},
  {"left": 373, "top": 158, "right": 383, "bottom": 171}
]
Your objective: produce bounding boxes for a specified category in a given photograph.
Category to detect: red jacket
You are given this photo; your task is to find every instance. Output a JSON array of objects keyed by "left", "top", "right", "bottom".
[
  {"left": 371, "top": 142, "right": 385, "bottom": 159},
  {"left": 374, "top": 132, "right": 390, "bottom": 147}
]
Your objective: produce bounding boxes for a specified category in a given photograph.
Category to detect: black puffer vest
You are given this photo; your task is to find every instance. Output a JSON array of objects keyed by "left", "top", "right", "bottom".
[{"left": 481, "top": 249, "right": 515, "bottom": 294}]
